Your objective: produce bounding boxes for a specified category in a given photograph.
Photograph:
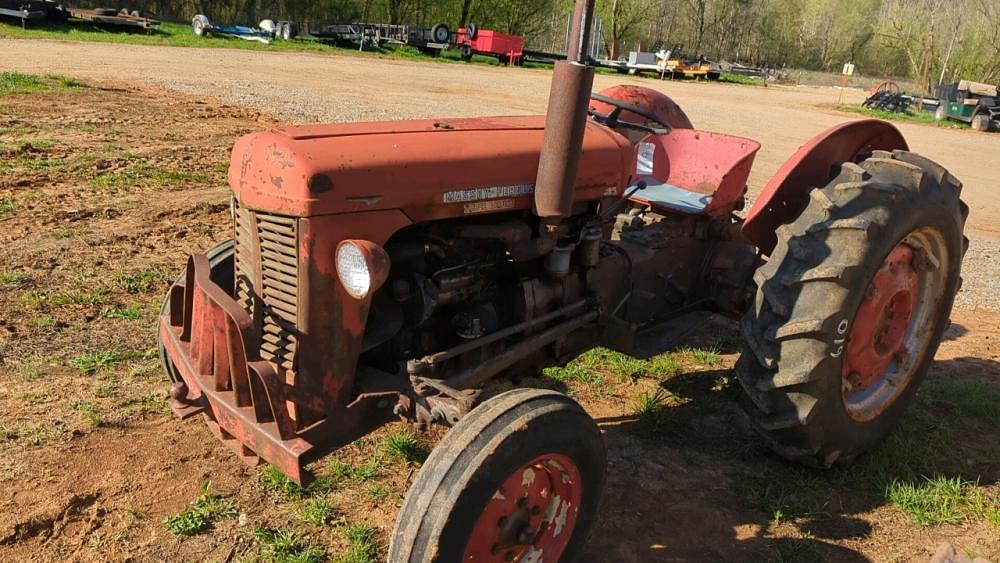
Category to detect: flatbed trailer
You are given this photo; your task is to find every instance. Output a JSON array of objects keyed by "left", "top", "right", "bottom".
[
  {"left": 309, "top": 21, "right": 450, "bottom": 53},
  {"left": 68, "top": 7, "right": 158, "bottom": 30},
  {"left": 0, "top": 0, "right": 68, "bottom": 25}
]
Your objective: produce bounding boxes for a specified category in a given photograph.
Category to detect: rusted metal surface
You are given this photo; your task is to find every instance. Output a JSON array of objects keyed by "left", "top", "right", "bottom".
[
  {"left": 843, "top": 243, "right": 918, "bottom": 393},
  {"left": 68, "top": 8, "right": 158, "bottom": 30},
  {"left": 742, "top": 119, "right": 907, "bottom": 254},
  {"left": 533, "top": 62, "right": 596, "bottom": 224},
  {"left": 160, "top": 252, "right": 402, "bottom": 484},
  {"left": 590, "top": 85, "right": 694, "bottom": 131},
  {"left": 462, "top": 453, "right": 582, "bottom": 562},
  {"left": 628, "top": 129, "right": 760, "bottom": 217},
  {"left": 229, "top": 116, "right": 632, "bottom": 222}
]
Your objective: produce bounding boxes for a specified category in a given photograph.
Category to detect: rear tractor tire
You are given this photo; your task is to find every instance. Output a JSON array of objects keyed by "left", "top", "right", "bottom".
[
  {"left": 738, "top": 150, "right": 968, "bottom": 468},
  {"left": 390, "top": 388, "right": 606, "bottom": 563}
]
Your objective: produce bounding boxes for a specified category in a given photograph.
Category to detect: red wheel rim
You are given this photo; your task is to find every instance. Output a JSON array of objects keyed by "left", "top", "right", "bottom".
[
  {"left": 843, "top": 243, "right": 919, "bottom": 392},
  {"left": 841, "top": 229, "right": 948, "bottom": 421},
  {"left": 462, "top": 453, "right": 582, "bottom": 562}
]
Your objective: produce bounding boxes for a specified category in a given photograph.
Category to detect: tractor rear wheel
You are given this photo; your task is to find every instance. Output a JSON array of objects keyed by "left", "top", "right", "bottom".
[
  {"left": 390, "top": 388, "right": 606, "bottom": 563},
  {"left": 158, "top": 239, "right": 234, "bottom": 383},
  {"left": 738, "top": 150, "right": 968, "bottom": 467}
]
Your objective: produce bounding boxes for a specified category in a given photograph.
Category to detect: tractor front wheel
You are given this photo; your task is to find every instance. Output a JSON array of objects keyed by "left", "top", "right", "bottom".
[
  {"left": 738, "top": 150, "right": 968, "bottom": 467},
  {"left": 389, "top": 388, "right": 606, "bottom": 563}
]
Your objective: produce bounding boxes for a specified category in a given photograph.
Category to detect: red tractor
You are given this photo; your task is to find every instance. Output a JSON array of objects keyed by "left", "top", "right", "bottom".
[{"left": 158, "top": 1, "right": 967, "bottom": 559}]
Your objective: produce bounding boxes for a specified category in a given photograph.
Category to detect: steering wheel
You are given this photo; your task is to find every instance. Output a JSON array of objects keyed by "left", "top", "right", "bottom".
[{"left": 588, "top": 92, "right": 673, "bottom": 136}]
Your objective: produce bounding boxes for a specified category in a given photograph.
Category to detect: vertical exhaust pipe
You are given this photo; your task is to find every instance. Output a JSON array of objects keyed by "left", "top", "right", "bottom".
[{"left": 533, "top": 0, "right": 597, "bottom": 231}]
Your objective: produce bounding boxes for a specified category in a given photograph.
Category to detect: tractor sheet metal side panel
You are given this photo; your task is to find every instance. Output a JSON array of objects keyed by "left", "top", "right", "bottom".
[
  {"left": 742, "top": 120, "right": 908, "bottom": 255},
  {"left": 227, "top": 116, "right": 634, "bottom": 221}
]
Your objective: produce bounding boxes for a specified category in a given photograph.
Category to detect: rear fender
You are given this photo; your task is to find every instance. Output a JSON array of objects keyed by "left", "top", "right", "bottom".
[{"left": 742, "top": 120, "right": 907, "bottom": 255}]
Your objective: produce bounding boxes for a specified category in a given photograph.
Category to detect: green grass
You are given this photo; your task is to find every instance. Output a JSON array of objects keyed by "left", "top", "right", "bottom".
[
  {"left": 365, "top": 484, "right": 393, "bottom": 503},
  {"left": 259, "top": 465, "right": 334, "bottom": 499},
  {"left": 0, "top": 422, "right": 68, "bottom": 445},
  {"left": 333, "top": 523, "right": 378, "bottom": 563},
  {"left": 0, "top": 197, "right": 16, "bottom": 215},
  {"left": 23, "top": 288, "right": 110, "bottom": 308},
  {"left": 114, "top": 269, "right": 168, "bottom": 294},
  {"left": 328, "top": 456, "right": 384, "bottom": 482},
  {"left": 719, "top": 73, "right": 766, "bottom": 86},
  {"left": 632, "top": 389, "right": 686, "bottom": 438},
  {"left": 381, "top": 430, "right": 429, "bottom": 464},
  {"left": 298, "top": 497, "right": 338, "bottom": 526},
  {"left": 69, "top": 399, "right": 103, "bottom": 426},
  {"left": 163, "top": 482, "right": 236, "bottom": 536},
  {"left": 679, "top": 346, "right": 721, "bottom": 366},
  {"left": 89, "top": 164, "right": 210, "bottom": 191},
  {"left": 838, "top": 104, "right": 970, "bottom": 129},
  {"left": 936, "top": 379, "right": 1000, "bottom": 424},
  {"left": 0, "top": 272, "right": 31, "bottom": 286},
  {"left": 102, "top": 304, "right": 144, "bottom": 320},
  {"left": 887, "top": 476, "right": 991, "bottom": 527},
  {"left": 69, "top": 350, "right": 135, "bottom": 374},
  {"left": 0, "top": 72, "right": 78, "bottom": 94},
  {"left": 252, "top": 527, "right": 326, "bottom": 563}
]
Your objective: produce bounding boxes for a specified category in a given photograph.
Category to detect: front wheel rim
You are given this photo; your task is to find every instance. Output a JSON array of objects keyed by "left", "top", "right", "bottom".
[
  {"left": 462, "top": 453, "right": 582, "bottom": 563},
  {"left": 842, "top": 227, "right": 949, "bottom": 421}
]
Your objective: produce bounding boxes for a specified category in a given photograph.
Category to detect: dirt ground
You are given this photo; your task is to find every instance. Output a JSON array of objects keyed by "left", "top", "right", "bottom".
[{"left": 1, "top": 42, "right": 999, "bottom": 562}]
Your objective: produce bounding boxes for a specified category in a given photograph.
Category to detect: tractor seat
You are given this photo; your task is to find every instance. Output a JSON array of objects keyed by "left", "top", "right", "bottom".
[
  {"left": 630, "top": 180, "right": 712, "bottom": 214},
  {"left": 627, "top": 129, "right": 761, "bottom": 216}
]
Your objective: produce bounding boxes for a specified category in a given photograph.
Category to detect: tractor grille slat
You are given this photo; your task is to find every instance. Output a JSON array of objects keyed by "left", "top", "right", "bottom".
[{"left": 234, "top": 203, "right": 300, "bottom": 370}]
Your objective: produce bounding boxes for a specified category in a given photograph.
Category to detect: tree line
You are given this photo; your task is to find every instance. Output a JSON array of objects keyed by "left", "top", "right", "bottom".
[{"left": 85, "top": 0, "right": 999, "bottom": 87}]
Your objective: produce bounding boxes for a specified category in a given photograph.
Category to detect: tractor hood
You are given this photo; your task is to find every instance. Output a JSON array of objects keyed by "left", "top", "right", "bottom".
[{"left": 228, "top": 116, "right": 634, "bottom": 221}]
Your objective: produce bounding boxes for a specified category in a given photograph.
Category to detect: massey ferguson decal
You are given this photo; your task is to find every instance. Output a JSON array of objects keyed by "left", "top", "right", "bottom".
[{"left": 443, "top": 184, "right": 535, "bottom": 203}]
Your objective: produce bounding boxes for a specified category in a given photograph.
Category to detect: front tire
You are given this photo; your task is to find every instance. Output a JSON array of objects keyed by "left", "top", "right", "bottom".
[
  {"left": 738, "top": 150, "right": 968, "bottom": 467},
  {"left": 390, "top": 389, "right": 606, "bottom": 562},
  {"left": 972, "top": 113, "right": 991, "bottom": 132}
]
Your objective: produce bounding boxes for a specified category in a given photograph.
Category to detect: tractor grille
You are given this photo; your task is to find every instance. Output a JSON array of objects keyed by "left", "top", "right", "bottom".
[{"left": 234, "top": 204, "right": 299, "bottom": 371}]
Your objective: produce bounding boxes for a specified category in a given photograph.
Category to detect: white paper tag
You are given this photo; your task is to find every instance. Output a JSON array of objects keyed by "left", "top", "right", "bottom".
[{"left": 637, "top": 142, "right": 655, "bottom": 176}]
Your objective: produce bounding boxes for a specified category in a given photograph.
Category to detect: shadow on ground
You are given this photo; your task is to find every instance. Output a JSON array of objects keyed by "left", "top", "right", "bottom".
[{"left": 574, "top": 353, "right": 1000, "bottom": 562}]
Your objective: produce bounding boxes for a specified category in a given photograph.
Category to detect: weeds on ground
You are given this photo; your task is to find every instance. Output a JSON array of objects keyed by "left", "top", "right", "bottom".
[
  {"left": 887, "top": 476, "right": 992, "bottom": 527},
  {"left": 0, "top": 72, "right": 83, "bottom": 94},
  {"left": 329, "top": 456, "right": 385, "bottom": 483},
  {"left": 298, "top": 497, "right": 338, "bottom": 526},
  {"left": 259, "top": 465, "right": 334, "bottom": 499},
  {"left": 633, "top": 389, "right": 686, "bottom": 438},
  {"left": 163, "top": 482, "right": 236, "bottom": 536},
  {"left": 365, "top": 484, "right": 393, "bottom": 503},
  {"left": 0, "top": 197, "right": 16, "bottom": 215},
  {"left": 114, "top": 269, "right": 168, "bottom": 294},
  {"left": 69, "top": 399, "right": 104, "bottom": 426},
  {"left": 69, "top": 350, "right": 135, "bottom": 374},
  {"left": 381, "top": 430, "right": 429, "bottom": 464},
  {"left": 102, "top": 304, "right": 144, "bottom": 320},
  {"left": 0, "top": 272, "right": 31, "bottom": 286},
  {"left": 678, "top": 346, "right": 721, "bottom": 366},
  {"left": 90, "top": 164, "right": 210, "bottom": 191},
  {"left": 333, "top": 523, "right": 379, "bottom": 563},
  {"left": 935, "top": 379, "right": 1000, "bottom": 424},
  {"left": 251, "top": 527, "right": 326, "bottom": 563}
]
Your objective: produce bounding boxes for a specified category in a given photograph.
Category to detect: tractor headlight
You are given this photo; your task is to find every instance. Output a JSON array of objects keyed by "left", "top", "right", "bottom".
[{"left": 336, "top": 240, "right": 390, "bottom": 300}]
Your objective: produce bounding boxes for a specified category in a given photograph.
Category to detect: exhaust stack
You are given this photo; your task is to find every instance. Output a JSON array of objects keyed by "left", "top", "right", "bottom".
[{"left": 533, "top": 0, "right": 597, "bottom": 229}]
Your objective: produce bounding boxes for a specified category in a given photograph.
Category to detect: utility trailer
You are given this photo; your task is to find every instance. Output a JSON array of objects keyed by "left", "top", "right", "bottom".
[
  {"left": 935, "top": 80, "right": 999, "bottom": 132},
  {"left": 0, "top": 0, "right": 68, "bottom": 25},
  {"left": 191, "top": 15, "right": 296, "bottom": 44},
  {"left": 309, "top": 21, "right": 451, "bottom": 54},
  {"left": 68, "top": 7, "right": 158, "bottom": 30},
  {"left": 457, "top": 25, "right": 525, "bottom": 65}
]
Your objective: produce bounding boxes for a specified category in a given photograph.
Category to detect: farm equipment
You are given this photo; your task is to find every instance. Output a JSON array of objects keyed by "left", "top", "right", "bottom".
[
  {"left": 0, "top": 0, "right": 69, "bottom": 25},
  {"left": 68, "top": 7, "right": 158, "bottom": 30},
  {"left": 935, "top": 80, "right": 999, "bottom": 132},
  {"left": 158, "top": 0, "right": 968, "bottom": 559},
  {"left": 863, "top": 81, "right": 914, "bottom": 114},
  {"left": 191, "top": 14, "right": 297, "bottom": 44},
  {"left": 457, "top": 24, "right": 525, "bottom": 65},
  {"left": 309, "top": 21, "right": 450, "bottom": 54}
]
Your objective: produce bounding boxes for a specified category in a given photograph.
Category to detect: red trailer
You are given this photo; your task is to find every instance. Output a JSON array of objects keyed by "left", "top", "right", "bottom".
[{"left": 458, "top": 25, "right": 525, "bottom": 65}]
